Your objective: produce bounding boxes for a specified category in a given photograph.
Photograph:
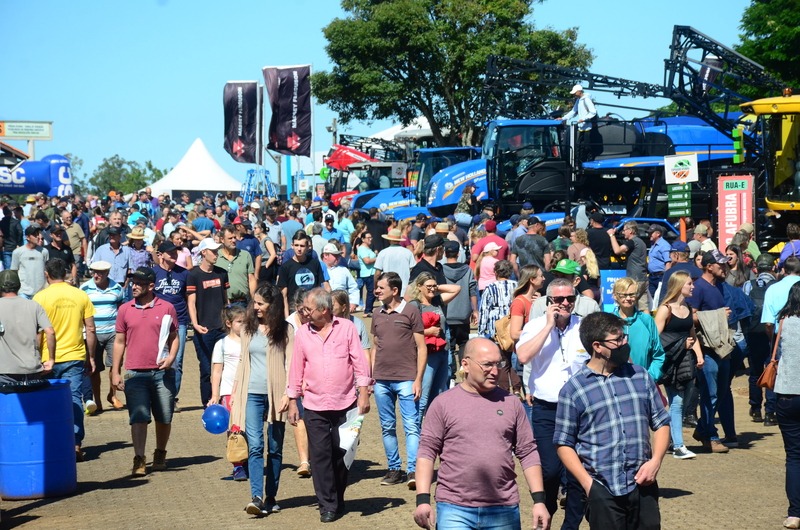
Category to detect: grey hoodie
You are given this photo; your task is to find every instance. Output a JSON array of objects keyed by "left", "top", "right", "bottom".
[{"left": 442, "top": 262, "right": 477, "bottom": 325}]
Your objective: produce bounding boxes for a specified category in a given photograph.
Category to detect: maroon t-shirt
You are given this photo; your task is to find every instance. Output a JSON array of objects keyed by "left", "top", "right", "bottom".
[
  {"left": 418, "top": 385, "right": 540, "bottom": 507},
  {"left": 371, "top": 300, "right": 424, "bottom": 381},
  {"left": 472, "top": 234, "right": 509, "bottom": 261},
  {"left": 116, "top": 297, "right": 178, "bottom": 370}
]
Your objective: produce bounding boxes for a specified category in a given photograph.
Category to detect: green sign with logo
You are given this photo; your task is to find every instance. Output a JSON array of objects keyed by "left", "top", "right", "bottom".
[{"left": 667, "top": 183, "right": 692, "bottom": 217}]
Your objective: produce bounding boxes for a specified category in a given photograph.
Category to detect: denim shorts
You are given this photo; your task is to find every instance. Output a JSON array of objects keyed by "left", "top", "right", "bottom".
[{"left": 124, "top": 369, "right": 176, "bottom": 425}]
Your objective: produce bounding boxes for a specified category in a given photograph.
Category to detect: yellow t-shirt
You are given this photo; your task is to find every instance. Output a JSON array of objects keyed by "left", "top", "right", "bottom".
[{"left": 34, "top": 282, "right": 96, "bottom": 363}]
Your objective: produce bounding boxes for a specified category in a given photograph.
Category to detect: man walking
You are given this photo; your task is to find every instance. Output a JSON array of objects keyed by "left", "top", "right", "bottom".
[
  {"left": 34, "top": 258, "right": 97, "bottom": 461},
  {"left": 91, "top": 226, "right": 131, "bottom": 287},
  {"left": 556, "top": 311, "right": 670, "bottom": 529},
  {"left": 647, "top": 225, "right": 671, "bottom": 298},
  {"left": 277, "top": 232, "right": 329, "bottom": 316},
  {"left": 187, "top": 238, "right": 229, "bottom": 407},
  {"left": 111, "top": 267, "right": 179, "bottom": 476},
  {"left": 442, "top": 241, "right": 478, "bottom": 364},
  {"left": 218, "top": 225, "right": 256, "bottom": 305},
  {"left": 374, "top": 228, "right": 416, "bottom": 296},
  {"left": 609, "top": 221, "right": 649, "bottom": 312},
  {"left": 413, "top": 338, "right": 549, "bottom": 530},
  {"left": 11, "top": 226, "right": 49, "bottom": 299},
  {"left": 371, "top": 272, "right": 427, "bottom": 489},
  {"left": 287, "top": 288, "right": 372, "bottom": 523}
]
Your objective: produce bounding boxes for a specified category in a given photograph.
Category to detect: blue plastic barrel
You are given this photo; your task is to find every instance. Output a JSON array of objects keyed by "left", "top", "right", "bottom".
[{"left": 0, "top": 379, "right": 77, "bottom": 499}]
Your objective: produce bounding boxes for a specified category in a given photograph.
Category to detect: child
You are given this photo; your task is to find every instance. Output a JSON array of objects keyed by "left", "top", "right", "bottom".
[{"left": 209, "top": 305, "right": 247, "bottom": 481}]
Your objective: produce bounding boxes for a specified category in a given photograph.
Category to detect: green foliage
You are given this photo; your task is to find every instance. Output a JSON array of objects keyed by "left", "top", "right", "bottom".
[
  {"left": 313, "top": 0, "right": 592, "bottom": 146},
  {"left": 79, "top": 155, "right": 167, "bottom": 196},
  {"left": 736, "top": 0, "right": 800, "bottom": 92}
]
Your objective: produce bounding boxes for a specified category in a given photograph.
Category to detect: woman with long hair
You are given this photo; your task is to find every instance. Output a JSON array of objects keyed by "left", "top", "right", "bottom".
[
  {"left": 170, "top": 229, "right": 194, "bottom": 270},
  {"left": 408, "top": 272, "right": 461, "bottom": 422},
  {"left": 612, "top": 276, "right": 665, "bottom": 381},
  {"left": 774, "top": 283, "right": 800, "bottom": 529},
  {"left": 357, "top": 232, "right": 377, "bottom": 317},
  {"left": 509, "top": 265, "right": 544, "bottom": 343},
  {"left": 567, "top": 228, "right": 590, "bottom": 261},
  {"left": 654, "top": 271, "right": 705, "bottom": 460},
  {"left": 254, "top": 221, "right": 278, "bottom": 284},
  {"left": 229, "top": 284, "right": 293, "bottom": 517},
  {"left": 478, "top": 260, "right": 518, "bottom": 338},
  {"left": 725, "top": 244, "right": 750, "bottom": 288},
  {"left": 579, "top": 247, "right": 601, "bottom": 302}
]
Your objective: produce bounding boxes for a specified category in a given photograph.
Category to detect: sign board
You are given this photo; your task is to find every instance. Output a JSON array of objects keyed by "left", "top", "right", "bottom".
[
  {"left": 600, "top": 270, "right": 627, "bottom": 313},
  {"left": 0, "top": 121, "right": 53, "bottom": 140},
  {"left": 664, "top": 153, "right": 699, "bottom": 185},
  {"left": 717, "top": 174, "right": 754, "bottom": 250},
  {"left": 298, "top": 179, "right": 309, "bottom": 192},
  {"left": 315, "top": 183, "right": 326, "bottom": 199},
  {"left": 667, "top": 183, "right": 692, "bottom": 217}
]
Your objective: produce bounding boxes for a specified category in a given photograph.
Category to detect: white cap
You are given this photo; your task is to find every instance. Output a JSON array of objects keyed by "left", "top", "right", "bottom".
[
  {"left": 484, "top": 242, "right": 502, "bottom": 252},
  {"left": 89, "top": 260, "right": 112, "bottom": 271},
  {"left": 250, "top": 202, "right": 261, "bottom": 209},
  {"left": 570, "top": 84, "right": 584, "bottom": 95},
  {"left": 322, "top": 243, "right": 342, "bottom": 255},
  {"left": 197, "top": 238, "right": 222, "bottom": 252}
]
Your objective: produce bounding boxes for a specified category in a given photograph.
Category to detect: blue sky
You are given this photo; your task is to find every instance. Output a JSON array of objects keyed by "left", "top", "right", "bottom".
[{"left": 2, "top": 0, "right": 751, "bottom": 191}]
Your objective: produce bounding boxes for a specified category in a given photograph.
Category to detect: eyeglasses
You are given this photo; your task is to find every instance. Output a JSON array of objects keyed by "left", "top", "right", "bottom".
[
  {"left": 547, "top": 295, "right": 576, "bottom": 304},
  {"left": 599, "top": 333, "right": 628, "bottom": 347},
  {"left": 466, "top": 358, "right": 507, "bottom": 371},
  {"left": 423, "top": 284, "right": 438, "bottom": 290},
  {"left": 615, "top": 292, "right": 638, "bottom": 299}
]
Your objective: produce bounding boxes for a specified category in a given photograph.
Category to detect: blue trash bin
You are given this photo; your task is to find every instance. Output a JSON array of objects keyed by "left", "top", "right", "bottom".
[{"left": 0, "top": 378, "right": 77, "bottom": 499}]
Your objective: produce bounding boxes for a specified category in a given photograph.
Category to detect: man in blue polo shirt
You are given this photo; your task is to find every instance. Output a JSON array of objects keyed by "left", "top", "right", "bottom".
[
  {"left": 321, "top": 213, "right": 345, "bottom": 244},
  {"left": 762, "top": 256, "right": 800, "bottom": 341},
  {"left": 647, "top": 225, "right": 672, "bottom": 297}
]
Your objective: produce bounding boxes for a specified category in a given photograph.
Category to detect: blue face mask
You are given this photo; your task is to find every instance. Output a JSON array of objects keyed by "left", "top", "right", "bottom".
[{"left": 322, "top": 206, "right": 329, "bottom": 212}]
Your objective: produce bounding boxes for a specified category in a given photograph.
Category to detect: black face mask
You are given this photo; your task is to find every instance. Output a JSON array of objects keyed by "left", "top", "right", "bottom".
[{"left": 605, "top": 343, "right": 631, "bottom": 366}]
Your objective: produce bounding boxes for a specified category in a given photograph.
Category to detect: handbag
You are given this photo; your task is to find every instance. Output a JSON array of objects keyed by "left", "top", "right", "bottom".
[
  {"left": 226, "top": 430, "right": 249, "bottom": 463},
  {"left": 493, "top": 314, "right": 514, "bottom": 352},
  {"left": 757, "top": 318, "right": 782, "bottom": 390}
]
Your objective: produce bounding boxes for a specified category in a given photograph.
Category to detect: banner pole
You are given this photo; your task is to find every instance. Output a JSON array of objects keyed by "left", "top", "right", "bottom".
[{"left": 310, "top": 64, "right": 316, "bottom": 184}]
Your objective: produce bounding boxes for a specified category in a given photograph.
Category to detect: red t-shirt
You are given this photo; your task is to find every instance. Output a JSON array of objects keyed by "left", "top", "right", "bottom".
[
  {"left": 472, "top": 234, "right": 509, "bottom": 261},
  {"left": 510, "top": 295, "right": 532, "bottom": 324},
  {"left": 116, "top": 297, "right": 178, "bottom": 370}
]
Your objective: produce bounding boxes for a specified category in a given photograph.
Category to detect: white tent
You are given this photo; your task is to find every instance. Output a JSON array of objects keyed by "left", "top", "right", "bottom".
[{"left": 147, "top": 138, "right": 243, "bottom": 197}]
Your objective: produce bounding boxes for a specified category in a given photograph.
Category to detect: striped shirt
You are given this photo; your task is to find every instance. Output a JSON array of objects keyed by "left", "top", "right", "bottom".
[
  {"left": 80, "top": 279, "right": 124, "bottom": 335},
  {"left": 554, "top": 362, "right": 670, "bottom": 497}
]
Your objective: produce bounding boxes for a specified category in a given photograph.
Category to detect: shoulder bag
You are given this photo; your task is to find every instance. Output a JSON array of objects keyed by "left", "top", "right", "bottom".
[
  {"left": 226, "top": 429, "right": 249, "bottom": 463},
  {"left": 757, "top": 318, "right": 782, "bottom": 390}
]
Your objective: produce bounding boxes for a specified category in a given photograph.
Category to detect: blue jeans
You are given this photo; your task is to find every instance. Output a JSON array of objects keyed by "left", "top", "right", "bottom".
[
  {"left": 419, "top": 351, "right": 450, "bottom": 425},
  {"left": 49, "top": 360, "right": 85, "bottom": 446},
  {"left": 2, "top": 251, "right": 12, "bottom": 271},
  {"left": 374, "top": 380, "right": 420, "bottom": 473},
  {"left": 696, "top": 352, "right": 734, "bottom": 440},
  {"left": 173, "top": 324, "right": 188, "bottom": 399},
  {"left": 777, "top": 394, "right": 800, "bottom": 518},
  {"left": 665, "top": 381, "right": 694, "bottom": 448},
  {"left": 360, "top": 275, "right": 375, "bottom": 314},
  {"left": 193, "top": 328, "right": 225, "bottom": 406},
  {"left": 436, "top": 502, "right": 520, "bottom": 530},
  {"left": 747, "top": 332, "right": 777, "bottom": 414},
  {"left": 245, "top": 393, "right": 286, "bottom": 500}
]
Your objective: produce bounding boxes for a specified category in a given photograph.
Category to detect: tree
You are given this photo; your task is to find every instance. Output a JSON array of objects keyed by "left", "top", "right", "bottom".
[
  {"left": 82, "top": 155, "right": 167, "bottom": 196},
  {"left": 736, "top": 0, "right": 800, "bottom": 91},
  {"left": 312, "top": 0, "right": 593, "bottom": 146}
]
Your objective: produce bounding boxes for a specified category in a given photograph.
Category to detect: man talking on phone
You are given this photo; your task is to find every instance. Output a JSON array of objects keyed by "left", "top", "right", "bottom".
[{"left": 516, "top": 278, "right": 590, "bottom": 530}]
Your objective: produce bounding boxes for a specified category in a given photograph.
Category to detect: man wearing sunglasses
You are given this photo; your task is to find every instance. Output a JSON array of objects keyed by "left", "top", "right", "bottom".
[
  {"left": 414, "top": 337, "right": 549, "bottom": 530},
  {"left": 516, "top": 278, "right": 590, "bottom": 529}
]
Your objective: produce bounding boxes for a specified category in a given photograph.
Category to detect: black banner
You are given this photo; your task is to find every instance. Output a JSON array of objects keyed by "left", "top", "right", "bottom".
[
  {"left": 263, "top": 65, "right": 312, "bottom": 157},
  {"left": 223, "top": 81, "right": 261, "bottom": 164}
]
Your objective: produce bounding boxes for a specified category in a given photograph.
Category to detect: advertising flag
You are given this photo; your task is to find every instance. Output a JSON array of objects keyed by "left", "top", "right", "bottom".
[
  {"left": 223, "top": 81, "right": 261, "bottom": 164},
  {"left": 263, "top": 65, "right": 312, "bottom": 157}
]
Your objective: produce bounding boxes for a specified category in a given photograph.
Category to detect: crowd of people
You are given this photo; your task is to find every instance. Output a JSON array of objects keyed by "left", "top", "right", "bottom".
[{"left": 1, "top": 186, "right": 799, "bottom": 529}]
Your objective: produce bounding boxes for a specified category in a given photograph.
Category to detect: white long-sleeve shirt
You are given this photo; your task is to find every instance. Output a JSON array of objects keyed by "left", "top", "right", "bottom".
[
  {"left": 326, "top": 265, "right": 360, "bottom": 305},
  {"left": 562, "top": 93, "right": 597, "bottom": 132}
]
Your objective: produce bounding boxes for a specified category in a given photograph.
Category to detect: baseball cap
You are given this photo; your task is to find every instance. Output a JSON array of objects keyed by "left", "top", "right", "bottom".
[
  {"left": 528, "top": 216, "right": 542, "bottom": 225},
  {"left": 484, "top": 220, "right": 497, "bottom": 232},
  {"left": 232, "top": 216, "right": 243, "bottom": 225},
  {"left": 424, "top": 234, "right": 445, "bottom": 250},
  {"left": 570, "top": 84, "right": 584, "bottom": 94},
  {"left": 157, "top": 241, "right": 179, "bottom": 253},
  {"left": 107, "top": 226, "right": 122, "bottom": 236},
  {"left": 443, "top": 240, "right": 460, "bottom": 255},
  {"left": 0, "top": 270, "right": 21, "bottom": 292},
  {"left": 324, "top": 213, "right": 335, "bottom": 222},
  {"left": 694, "top": 224, "right": 709, "bottom": 236},
  {"left": 89, "top": 260, "right": 112, "bottom": 271},
  {"left": 128, "top": 267, "right": 156, "bottom": 283},
  {"left": 484, "top": 242, "right": 502, "bottom": 252},
  {"left": 522, "top": 202, "right": 533, "bottom": 210},
  {"left": 509, "top": 214, "right": 520, "bottom": 225},
  {"left": 552, "top": 258, "right": 581, "bottom": 276},
  {"left": 739, "top": 222, "right": 754, "bottom": 235},
  {"left": 197, "top": 238, "right": 222, "bottom": 252},
  {"left": 670, "top": 241, "right": 690, "bottom": 253},
  {"left": 701, "top": 249, "right": 728, "bottom": 267},
  {"left": 322, "top": 243, "right": 342, "bottom": 255},
  {"left": 648, "top": 224, "right": 665, "bottom": 235},
  {"left": 590, "top": 212, "right": 605, "bottom": 223},
  {"left": 415, "top": 213, "right": 428, "bottom": 222},
  {"left": 250, "top": 202, "right": 261, "bottom": 209},
  {"left": 756, "top": 253, "right": 775, "bottom": 271}
]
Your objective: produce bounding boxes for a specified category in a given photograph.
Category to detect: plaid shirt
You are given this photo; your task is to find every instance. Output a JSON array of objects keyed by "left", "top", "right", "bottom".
[{"left": 554, "top": 362, "right": 670, "bottom": 496}]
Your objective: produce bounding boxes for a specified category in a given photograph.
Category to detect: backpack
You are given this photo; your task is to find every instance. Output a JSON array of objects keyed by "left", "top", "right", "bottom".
[
  {"left": 493, "top": 314, "right": 515, "bottom": 352},
  {"left": 747, "top": 278, "right": 774, "bottom": 334}
]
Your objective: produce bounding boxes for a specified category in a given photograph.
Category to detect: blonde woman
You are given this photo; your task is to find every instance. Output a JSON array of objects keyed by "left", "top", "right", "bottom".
[
  {"left": 509, "top": 265, "right": 544, "bottom": 343},
  {"left": 579, "top": 247, "right": 601, "bottom": 302},
  {"left": 611, "top": 276, "right": 665, "bottom": 381}
]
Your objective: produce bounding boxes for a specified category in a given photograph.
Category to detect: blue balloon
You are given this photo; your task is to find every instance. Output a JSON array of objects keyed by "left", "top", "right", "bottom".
[{"left": 202, "top": 404, "right": 229, "bottom": 435}]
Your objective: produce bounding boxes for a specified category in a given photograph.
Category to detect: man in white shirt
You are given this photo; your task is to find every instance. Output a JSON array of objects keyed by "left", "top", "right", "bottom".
[
  {"left": 321, "top": 243, "right": 359, "bottom": 312},
  {"left": 374, "top": 229, "right": 416, "bottom": 296}
]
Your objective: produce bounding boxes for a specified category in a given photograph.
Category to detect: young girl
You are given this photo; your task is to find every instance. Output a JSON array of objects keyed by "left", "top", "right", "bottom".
[
  {"left": 475, "top": 242, "right": 501, "bottom": 294},
  {"left": 209, "top": 305, "right": 248, "bottom": 481}
]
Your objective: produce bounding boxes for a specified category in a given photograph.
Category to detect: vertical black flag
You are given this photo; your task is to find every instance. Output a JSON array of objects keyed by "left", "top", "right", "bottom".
[
  {"left": 223, "top": 81, "right": 261, "bottom": 164},
  {"left": 263, "top": 65, "right": 312, "bottom": 157}
]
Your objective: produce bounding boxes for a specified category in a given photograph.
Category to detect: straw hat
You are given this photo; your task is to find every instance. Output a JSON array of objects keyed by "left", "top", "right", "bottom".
[
  {"left": 382, "top": 228, "right": 404, "bottom": 242},
  {"left": 128, "top": 227, "right": 146, "bottom": 240}
]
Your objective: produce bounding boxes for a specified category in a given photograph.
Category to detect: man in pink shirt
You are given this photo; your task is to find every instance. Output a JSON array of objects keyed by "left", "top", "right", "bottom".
[
  {"left": 287, "top": 288, "right": 372, "bottom": 523},
  {"left": 413, "top": 337, "right": 549, "bottom": 530}
]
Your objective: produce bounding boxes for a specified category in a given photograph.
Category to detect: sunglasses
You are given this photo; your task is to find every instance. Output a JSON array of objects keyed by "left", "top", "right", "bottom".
[{"left": 547, "top": 295, "right": 576, "bottom": 304}]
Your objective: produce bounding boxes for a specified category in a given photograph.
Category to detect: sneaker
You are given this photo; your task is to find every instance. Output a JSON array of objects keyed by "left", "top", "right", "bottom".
[
  {"left": 683, "top": 414, "right": 698, "bottom": 429},
  {"left": 672, "top": 445, "right": 697, "bottom": 459},
  {"left": 233, "top": 465, "right": 248, "bottom": 481},
  {"left": 152, "top": 449, "right": 167, "bottom": 471},
  {"left": 297, "top": 461, "right": 311, "bottom": 477},
  {"left": 784, "top": 516, "right": 800, "bottom": 529},
  {"left": 749, "top": 406, "right": 763, "bottom": 423},
  {"left": 84, "top": 400, "right": 98, "bottom": 416},
  {"left": 380, "top": 469, "right": 405, "bottom": 486},
  {"left": 721, "top": 437, "right": 739, "bottom": 449},
  {"left": 407, "top": 472, "right": 416, "bottom": 490},
  {"left": 558, "top": 488, "right": 567, "bottom": 508},
  {"left": 765, "top": 412, "right": 779, "bottom": 427},
  {"left": 703, "top": 439, "right": 729, "bottom": 453},
  {"left": 266, "top": 497, "right": 281, "bottom": 513},
  {"left": 245, "top": 496, "right": 268, "bottom": 517},
  {"left": 132, "top": 455, "right": 147, "bottom": 476}
]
